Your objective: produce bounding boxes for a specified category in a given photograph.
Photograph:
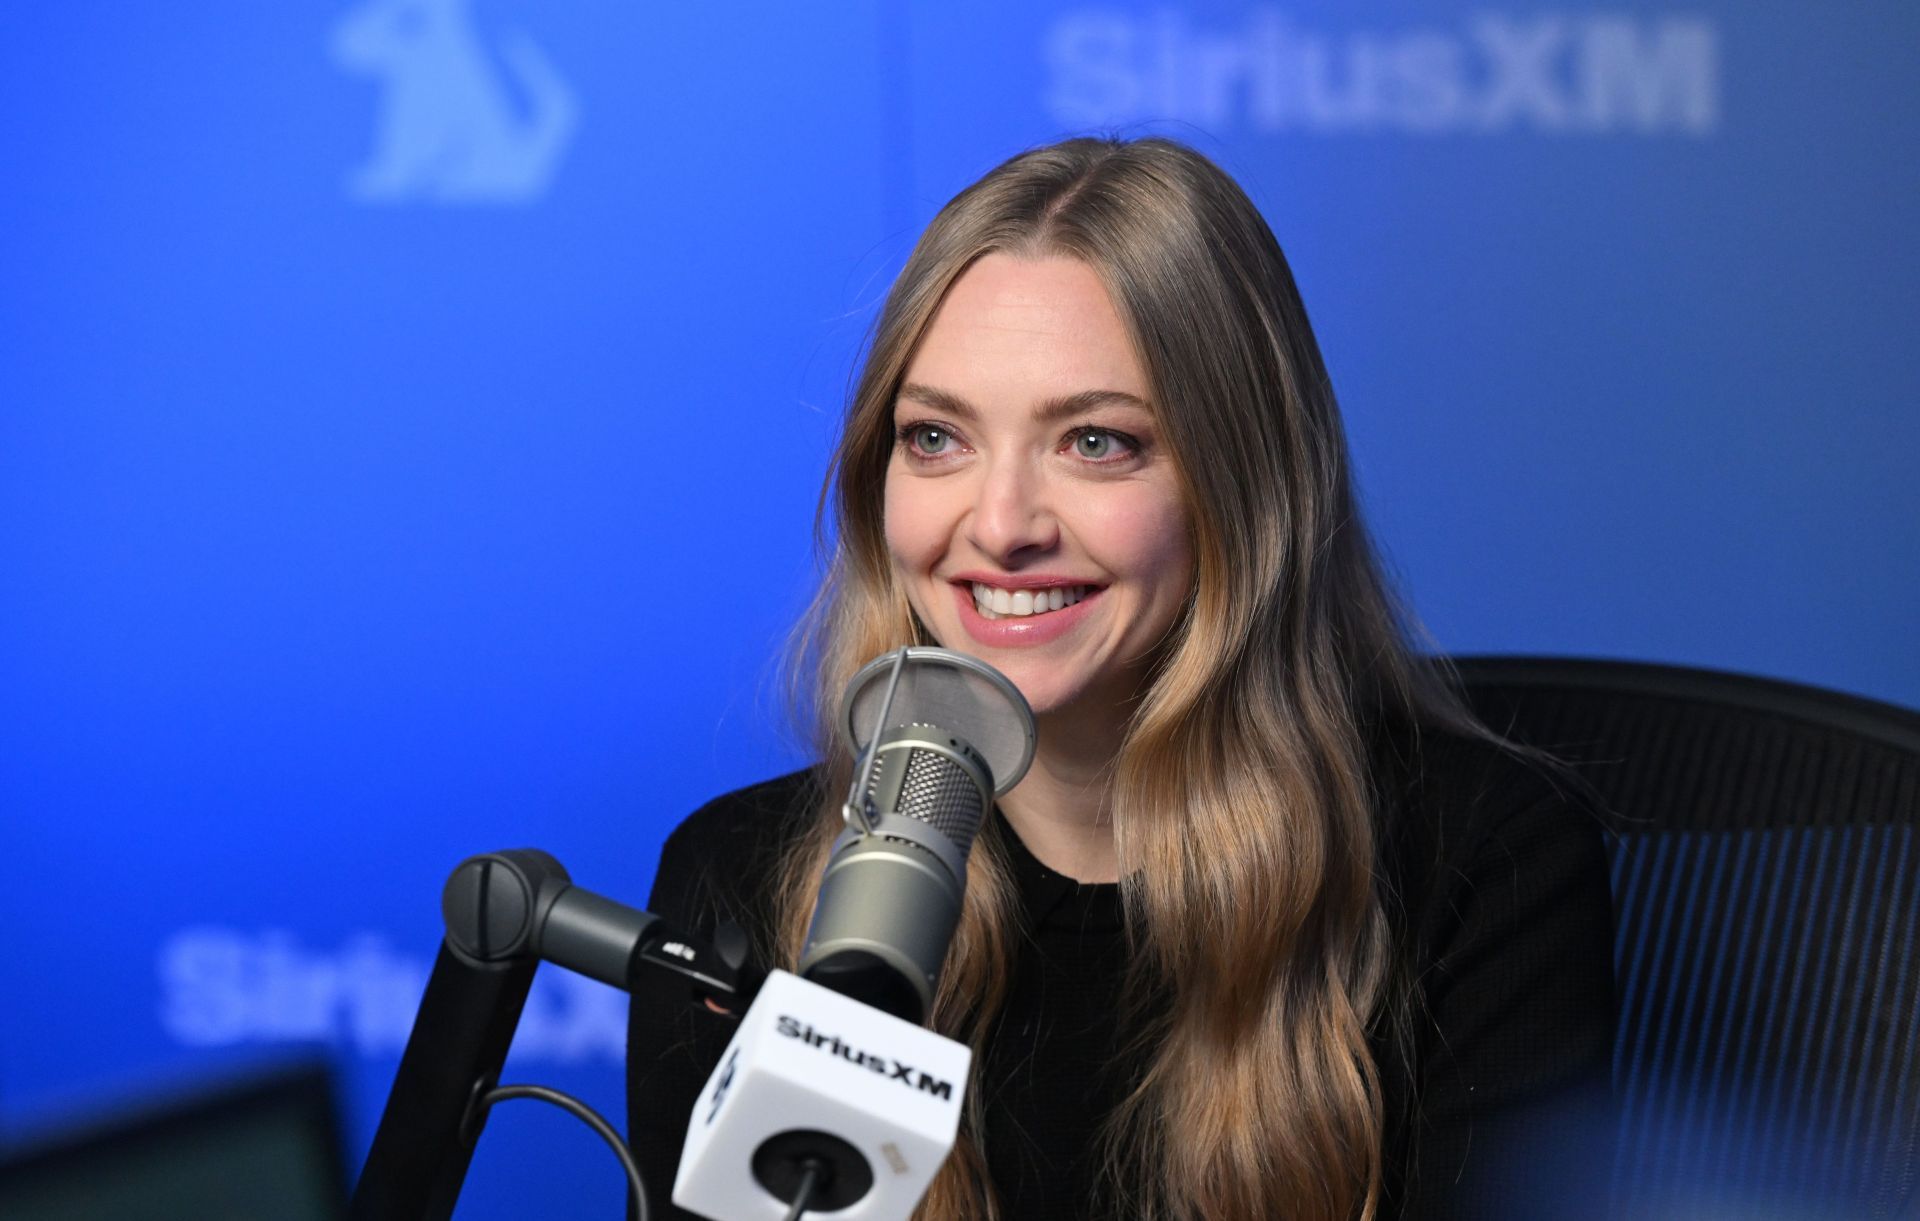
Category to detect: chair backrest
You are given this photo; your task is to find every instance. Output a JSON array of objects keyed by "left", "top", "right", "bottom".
[{"left": 1456, "top": 656, "right": 1920, "bottom": 1219}]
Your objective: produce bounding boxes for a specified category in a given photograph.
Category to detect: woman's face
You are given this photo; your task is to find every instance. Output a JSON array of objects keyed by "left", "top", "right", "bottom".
[{"left": 883, "top": 253, "right": 1194, "bottom": 726}]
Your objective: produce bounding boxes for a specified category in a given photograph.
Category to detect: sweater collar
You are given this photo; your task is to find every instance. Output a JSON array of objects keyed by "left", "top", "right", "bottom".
[{"left": 993, "top": 809, "right": 1127, "bottom": 934}]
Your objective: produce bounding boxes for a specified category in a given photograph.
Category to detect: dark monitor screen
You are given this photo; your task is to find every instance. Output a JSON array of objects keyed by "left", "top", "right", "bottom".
[{"left": 0, "top": 1061, "right": 348, "bottom": 1221}]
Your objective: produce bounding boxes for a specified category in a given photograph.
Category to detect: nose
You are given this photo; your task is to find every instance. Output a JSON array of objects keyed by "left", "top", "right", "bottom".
[{"left": 964, "top": 457, "right": 1059, "bottom": 564}]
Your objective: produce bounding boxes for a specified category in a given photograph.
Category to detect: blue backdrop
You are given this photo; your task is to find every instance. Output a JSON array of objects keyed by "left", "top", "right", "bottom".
[{"left": 3, "top": 2, "right": 1915, "bottom": 1217}]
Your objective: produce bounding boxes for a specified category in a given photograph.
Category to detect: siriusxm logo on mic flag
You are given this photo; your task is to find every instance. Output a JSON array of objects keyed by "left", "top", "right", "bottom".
[
  {"left": 677, "top": 971, "right": 971, "bottom": 1221},
  {"left": 775, "top": 1015, "right": 957, "bottom": 1100}
]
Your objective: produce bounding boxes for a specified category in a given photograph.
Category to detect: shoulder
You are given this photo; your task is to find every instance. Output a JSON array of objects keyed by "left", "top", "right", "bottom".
[
  {"left": 1378, "top": 720, "right": 1579, "bottom": 826},
  {"left": 1372, "top": 723, "right": 1617, "bottom": 1216},
  {"left": 1376, "top": 723, "right": 1604, "bottom": 897},
  {"left": 648, "top": 767, "right": 828, "bottom": 931},
  {"left": 1371, "top": 721, "right": 1614, "bottom": 994},
  {"left": 630, "top": 770, "right": 827, "bottom": 1214},
  {"left": 660, "top": 767, "right": 825, "bottom": 859}
]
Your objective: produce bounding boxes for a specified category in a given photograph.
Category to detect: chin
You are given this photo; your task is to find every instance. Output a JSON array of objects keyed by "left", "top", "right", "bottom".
[
  {"left": 1003, "top": 679, "right": 1076, "bottom": 720},
  {"left": 914, "top": 615, "right": 1136, "bottom": 730},
  {"left": 915, "top": 628, "right": 1049, "bottom": 703},
  {"left": 974, "top": 657, "right": 1101, "bottom": 723}
]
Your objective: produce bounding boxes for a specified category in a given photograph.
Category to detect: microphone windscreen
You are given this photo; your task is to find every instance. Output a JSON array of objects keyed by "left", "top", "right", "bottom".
[{"left": 838, "top": 647, "right": 1034, "bottom": 796}]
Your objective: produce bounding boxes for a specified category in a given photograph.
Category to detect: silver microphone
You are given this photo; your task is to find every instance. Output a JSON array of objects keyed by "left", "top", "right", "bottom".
[{"left": 797, "top": 647, "right": 1035, "bottom": 1024}]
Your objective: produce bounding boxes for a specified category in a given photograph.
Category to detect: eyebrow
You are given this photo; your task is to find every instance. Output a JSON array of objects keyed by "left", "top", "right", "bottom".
[{"left": 897, "top": 382, "right": 1152, "bottom": 424}]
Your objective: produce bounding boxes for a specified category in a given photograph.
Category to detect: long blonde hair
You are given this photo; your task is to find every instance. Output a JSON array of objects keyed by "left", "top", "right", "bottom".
[{"left": 772, "top": 137, "right": 1466, "bottom": 1221}]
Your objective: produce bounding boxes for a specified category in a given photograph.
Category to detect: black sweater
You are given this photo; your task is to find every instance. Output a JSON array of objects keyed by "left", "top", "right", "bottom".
[{"left": 627, "top": 728, "right": 1615, "bottom": 1219}]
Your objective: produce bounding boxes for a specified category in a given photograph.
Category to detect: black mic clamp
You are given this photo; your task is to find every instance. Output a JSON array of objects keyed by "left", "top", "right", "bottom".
[{"left": 351, "top": 850, "right": 758, "bottom": 1221}]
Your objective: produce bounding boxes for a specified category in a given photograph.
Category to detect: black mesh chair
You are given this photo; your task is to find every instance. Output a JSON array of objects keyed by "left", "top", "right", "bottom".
[{"left": 1456, "top": 656, "right": 1920, "bottom": 1219}]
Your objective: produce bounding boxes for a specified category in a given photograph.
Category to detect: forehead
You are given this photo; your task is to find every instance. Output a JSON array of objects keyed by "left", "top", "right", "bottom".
[{"left": 901, "top": 253, "right": 1150, "bottom": 408}]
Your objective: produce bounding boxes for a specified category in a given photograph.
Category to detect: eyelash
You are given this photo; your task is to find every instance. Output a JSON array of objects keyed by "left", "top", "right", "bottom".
[{"left": 894, "top": 422, "right": 1144, "bottom": 465}]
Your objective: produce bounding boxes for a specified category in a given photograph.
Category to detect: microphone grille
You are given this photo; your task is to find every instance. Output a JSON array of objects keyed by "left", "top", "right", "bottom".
[{"left": 866, "top": 738, "right": 986, "bottom": 857}]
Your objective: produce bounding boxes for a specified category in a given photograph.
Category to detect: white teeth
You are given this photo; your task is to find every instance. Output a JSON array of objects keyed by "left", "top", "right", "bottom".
[{"left": 968, "top": 582, "right": 1093, "bottom": 618}]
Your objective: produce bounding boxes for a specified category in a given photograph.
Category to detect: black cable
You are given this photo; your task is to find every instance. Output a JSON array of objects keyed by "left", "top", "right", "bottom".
[
  {"left": 780, "top": 1157, "right": 826, "bottom": 1221},
  {"left": 478, "top": 1083, "right": 649, "bottom": 1221}
]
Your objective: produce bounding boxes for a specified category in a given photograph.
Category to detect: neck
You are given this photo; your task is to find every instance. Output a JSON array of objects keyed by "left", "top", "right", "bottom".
[{"left": 995, "top": 703, "right": 1129, "bottom": 883}]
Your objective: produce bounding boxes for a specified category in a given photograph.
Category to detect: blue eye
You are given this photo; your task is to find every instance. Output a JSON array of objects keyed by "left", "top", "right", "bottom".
[
  {"left": 912, "top": 425, "right": 950, "bottom": 454},
  {"left": 1069, "top": 428, "right": 1139, "bottom": 461}
]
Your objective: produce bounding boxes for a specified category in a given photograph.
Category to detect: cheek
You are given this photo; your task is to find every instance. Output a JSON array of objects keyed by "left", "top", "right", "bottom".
[
  {"left": 881, "top": 467, "right": 942, "bottom": 575},
  {"left": 1088, "top": 488, "right": 1194, "bottom": 591}
]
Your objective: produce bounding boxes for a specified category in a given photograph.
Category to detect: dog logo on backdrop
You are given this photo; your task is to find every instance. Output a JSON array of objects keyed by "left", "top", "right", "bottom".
[{"left": 330, "top": 0, "right": 577, "bottom": 203}]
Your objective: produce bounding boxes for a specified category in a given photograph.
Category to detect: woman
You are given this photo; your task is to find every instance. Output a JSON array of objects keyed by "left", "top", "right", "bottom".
[{"left": 629, "top": 137, "right": 1613, "bottom": 1220}]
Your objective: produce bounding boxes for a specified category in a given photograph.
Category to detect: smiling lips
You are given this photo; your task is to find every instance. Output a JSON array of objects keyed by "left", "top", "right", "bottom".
[
  {"left": 951, "top": 579, "right": 1104, "bottom": 647},
  {"left": 970, "top": 581, "right": 1095, "bottom": 620}
]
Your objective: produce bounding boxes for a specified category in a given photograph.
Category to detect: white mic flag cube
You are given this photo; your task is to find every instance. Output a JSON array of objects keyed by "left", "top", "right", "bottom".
[{"left": 673, "top": 969, "right": 972, "bottom": 1221}]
